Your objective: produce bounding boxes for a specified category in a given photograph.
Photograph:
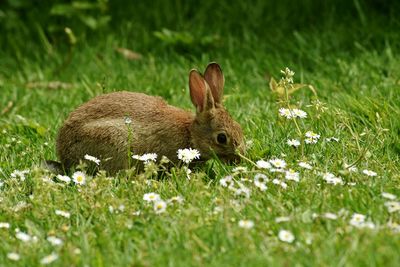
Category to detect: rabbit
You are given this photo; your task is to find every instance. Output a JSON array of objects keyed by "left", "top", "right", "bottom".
[{"left": 53, "top": 63, "right": 245, "bottom": 173}]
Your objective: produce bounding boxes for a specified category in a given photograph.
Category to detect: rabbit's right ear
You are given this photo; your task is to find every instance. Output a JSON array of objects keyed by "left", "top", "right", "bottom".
[
  {"left": 189, "top": 70, "right": 214, "bottom": 113},
  {"left": 204, "top": 63, "right": 224, "bottom": 104}
]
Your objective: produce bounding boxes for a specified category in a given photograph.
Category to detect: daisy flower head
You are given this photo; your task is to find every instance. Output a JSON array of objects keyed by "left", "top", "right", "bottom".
[
  {"left": 298, "top": 161, "right": 312, "bottom": 170},
  {"left": 7, "top": 252, "right": 20, "bottom": 261},
  {"left": 72, "top": 171, "right": 86, "bottom": 185},
  {"left": 47, "top": 236, "right": 63, "bottom": 246},
  {"left": 322, "top": 213, "right": 338, "bottom": 220},
  {"left": 305, "top": 131, "right": 320, "bottom": 144},
  {"left": 349, "top": 213, "right": 366, "bottom": 226},
  {"left": 220, "top": 175, "right": 234, "bottom": 187},
  {"left": 10, "top": 169, "right": 29, "bottom": 181},
  {"left": 132, "top": 153, "right": 158, "bottom": 163},
  {"left": 285, "top": 169, "right": 300, "bottom": 182},
  {"left": 143, "top": 192, "right": 161, "bottom": 202},
  {"left": 40, "top": 253, "right": 59, "bottom": 265},
  {"left": 84, "top": 154, "right": 100, "bottom": 165},
  {"left": 124, "top": 116, "right": 132, "bottom": 125},
  {"left": 153, "top": 200, "right": 167, "bottom": 214},
  {"left": 254, "top": 173, "right": 269, "bottom": 184},
  {"left": 275, "top": 216, "right": 291, "bottom": 223},
  {"left": 349, "top": 213, "right": 375, "bottom": 229},
  {"left": 278, "top": 230, "right": 295, "bottom": 243},
  {"left": 279, "top": 108, "right": 293, "bottom": 119},
  {"left": 238, "top": 219, "right": 254, "bottom": 229},
  {"left": 305, "top": 131, "right": 320, "bottom": 139},
  {"left": 232, "top": 166, "right": 248, "bottom": 173},
  {"left": 384, "top": 201, "right": 400, "bottom": 213},
  {"left": 362, "top": 169, "right": 377, "bottom": 177},
  {"left": 269, "top": 158, "right": 286, "bottom": 169},
  {"left": 305, "top": 138, "right": 317, "bottom": 144},
  {"left": 234, "top": 185, "right": 251, "bottom": 198},
  {"left": 287, "top": 139, "right": 300, "bottom": 147},
  {"left": 56, "top": 174, "right": 71, "bottom": 184},
  {"left": 292, "top": 108, "right": 307, "bottom": 118},
  {"left": 322, "top": 172, "right": 344, "bottom": 185},
  {"left": 16, "top": 232, "right": 32, "bottom": 242},
  {"left": 272, "top": 179, "right": 288, "bottom": 189},
  {"left": 55, "top": 210, "right": 70, "bottom": 218},
  {"left": 177, "top": 148, "right": 200, "bottom": 164},
  {"left": 0, "top": 222, "right": 10, "bottom": 229},
  {"left": 168, "top": 196, "right": 184, "bottom": 204},
  {"left": 382, "top": 192, "right": 397, "bottom": 200},
  {"left": 256, "top": 160, "right": 272, "bottom": 169}
]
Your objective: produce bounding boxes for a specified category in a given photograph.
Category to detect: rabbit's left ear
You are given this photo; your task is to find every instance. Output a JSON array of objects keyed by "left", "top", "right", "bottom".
[
  {"left": 204, "top": 62, "right": 224, "bottom": 104},
  {"left": 189, "top": 69, "right": 214, "bottom": 113}
]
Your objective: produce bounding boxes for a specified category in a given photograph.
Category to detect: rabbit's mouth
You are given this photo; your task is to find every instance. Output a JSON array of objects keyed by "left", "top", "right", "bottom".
[{"left": 219, "top": 153, "right": 241, "bottom": 164}]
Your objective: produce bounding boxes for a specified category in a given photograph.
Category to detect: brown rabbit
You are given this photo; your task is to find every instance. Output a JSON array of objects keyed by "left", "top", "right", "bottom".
[{"left": 54, "top": 63, "right": 245, "bottom": 173}]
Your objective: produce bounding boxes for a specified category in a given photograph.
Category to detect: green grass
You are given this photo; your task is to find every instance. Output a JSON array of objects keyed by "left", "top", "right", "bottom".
[{"left": 1, "top": 3, "right": 400, "bottom": 266}]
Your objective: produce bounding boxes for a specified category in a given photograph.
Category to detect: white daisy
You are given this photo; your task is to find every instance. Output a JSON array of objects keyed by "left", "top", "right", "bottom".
[
  {"left": 0, "top": 222, "right": 10, "bottom": 229},
  {"left": 10, "top": 169, "right": 29, "bottom": 181},
  {"left": 40, "top": 253, "right": 59, "bottom": 265},
  {"left": 322, "top": 172, "right": 344, "bottom": 185},
  {"left": 292, "top": 109, "right": 307, "bottom": 118},
  {"left": 287, "top": 139, "right": 300, "bottom": 147},
  {"left": 285, "top": 169, "right": 300, "bottom": 182},
  {"left": 255, "top": 182, "right": 267, "bottom": 191},
  {"left": 47, "top": 236, "right": 63, "bottom": 246},
  {"left": 7, "top": 252, "right": 20, "bottom": 261},
  {"left": 72, "top": 171, "right": 86, "bottom": 185},
  {"left": 238, "top": 220, "right": 254, "bottom": 229},
  {"left": 168, "top": 196, "right": 184, "bottom": 204},
  {"left": 269, "top": 158, "right": 286, "bottom": 169},
  {"left": 384, "top": 201, "right": 400, "bottom": 213},
  {"left": 348, "top": 166, "right": 358, "bottom": 172},
  {"left": 387, "top": 222, "right": 400, "bottom": 233},
  {"left": 305, "top": 138, "right": 317, "bottom": 144},
  {"left": 256, "top": 160, "right": 272, "bottom": 169},
  {"left": 232, "top": 166, "right": 247, "bottom": 173},
  {"left": 124, "top": 116, "right": 132, "bottom": 125},
  {"left": 382, "top": 192, "right": 396, "bottom": 200},
  {"left": 279, "top": 108, "right": 293, "bottom": 119},
  {"left": 234, "top": 185, "right": 251, "bottom": 198},
  {"left": 55, "top": 210, "right": 71, "bottom": 218},
  {"left": 177, "top": 148, "right": 200, "bottom": 163},
  {"left": 16, "top": 232, "right": 32, "bottom": 242},
  {"left": 56, "top": 174, "right": 71, "bottom": 184},
  {"left": 275, "top": 216, "right": 291, "bottom": 223},
  {"left": 143, "top": 192, "right": 161, "bottom": 202},
  {"left": 278, "top": 230, "right": 295, "bottom": 243},
  {"left": 154, "top": 200, "right": 167, "bottom": 214},
  {"left": 322, "top": 213, "right": 338, "bottom": 220},
  {"left": 254, "top": 173, "right": 269, "bottom": 184},
  {"left": 132, "top": 153, "right": 158, "bottom": 163},
  {"left": 272, "top": 179, "right": 288, "bottom": 189},
  {"left": 305, "top": 131, "right": 320, "bottom": 140},
  {"left": 298, "top": 162, "right": 312, "bottom": 170},
  {"left": 349, "top": 213, "right": 366, "bottom": 226},
  {"left": 219, "top": 176, "right": 234, "bottom": 187},
  {"left": 362, "top": 169, "right": 377, "bottom": 177},
  {"left": 84, "top": 154, "right": 100, "bottom": 165},
  {"left": 326, "top": 137, "right": 339, "bottom": 142}
]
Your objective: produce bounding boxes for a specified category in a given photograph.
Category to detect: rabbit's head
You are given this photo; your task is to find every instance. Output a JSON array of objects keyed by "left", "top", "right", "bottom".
[{"left": 189, "top": 63, "right": 245, "bottom": 162}]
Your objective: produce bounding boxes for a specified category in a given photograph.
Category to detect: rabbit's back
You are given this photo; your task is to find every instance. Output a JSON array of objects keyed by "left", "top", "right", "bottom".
[{"left": 57, "top": 91, "right": 193, "bottom": 172}]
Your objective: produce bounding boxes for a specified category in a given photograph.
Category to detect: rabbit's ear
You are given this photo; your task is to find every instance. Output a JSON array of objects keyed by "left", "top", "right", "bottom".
[
  {"left": 189, "top": 69, "right": 214, "bottom": 112},
  {"left": 204, "top": 62, "right": 224, "bottom": 104}
]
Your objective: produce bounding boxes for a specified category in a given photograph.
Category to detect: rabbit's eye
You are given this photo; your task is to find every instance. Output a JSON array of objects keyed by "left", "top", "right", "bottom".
[{"left": 217, "top": 133, "right": 227, "bottom": 144}]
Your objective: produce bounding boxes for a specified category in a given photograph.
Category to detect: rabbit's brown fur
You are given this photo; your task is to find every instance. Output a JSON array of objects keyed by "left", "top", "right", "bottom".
[{"left": 56, "top": 63, "right": 244, "bottom": 173}]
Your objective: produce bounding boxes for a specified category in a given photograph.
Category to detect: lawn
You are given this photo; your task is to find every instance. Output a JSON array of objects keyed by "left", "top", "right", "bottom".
[{"left": 0, "top": 1, "right": 400, "bottom": 266}]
